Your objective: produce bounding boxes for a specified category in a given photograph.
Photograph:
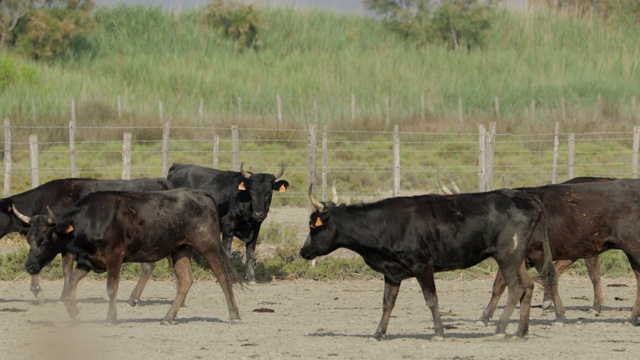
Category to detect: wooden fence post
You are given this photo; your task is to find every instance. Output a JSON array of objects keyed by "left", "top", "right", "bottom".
[
  {"left": 458, "top": 96, "right": 463, "bottom": 126},
  {"left": 568, "top": 133, "right": 575, "bottom": 180},
  {"left": 117, "top": 95, "right": 122, "bottom": 120},
  {"left": 552, "top": 122, "right": 560, "bottom": 184},
  {"left": 158, "top": 100, "right": 163, "bottom": 123},
  {"left": 478, "top": 124, "right": 487, "bottom": 192},
  {"left": 3, "top": 118, "right": 11, "bottom": 196},
  {"left": 307, "top": 125, "right": 317, "bottom": 214},
  {"left": 70, "top": 98, "right": 77, "bottom": 178},
  {"left": 633, "top": 126, "right": 640, "bottom": 179},
  {"left": 385, "top": 96, "right": 390, "bottom": 128},
  {"left": 351, "top": 94, "right": 356, "bottom": 122},
  {"left": 231, "top": 125, "right": 239, "bottom": 171},
  {"left": 393, "top": 124, "right": 400, "bottom": 197},
  {"left": 199, "top": 98, "right": 204, "bottom": 124},
  {"left": 530, "top": 99, "right": 536, "bottom": 123},
  {"left": 161, "top": 121, "right": 170, "bottom": 176},
  {"left": 29, "top": 135, "right": 39, "bottom": 188},
  {"left": 277, "top": 95, "right": 283, "bottom": 128},
  {"left": 321, "top": 125, "right": 328, "bottom": 202},
  {"left": 212, "top": 134, "right": 219, "bottom": 169},
  {"left": 237, "top": 97, "right": 243, "bottom": 120},
  {"left": 632, "top": 96, "right": 637, "bottom": 119},
  {"left": 485, "top": 122, "right": 496, "bottom": 190},
  {"left": 122, "top": 133, "right": 132, "bottom": 180},
  {"left": 560, "top": 97, "right": 566, "bottom": 122}
]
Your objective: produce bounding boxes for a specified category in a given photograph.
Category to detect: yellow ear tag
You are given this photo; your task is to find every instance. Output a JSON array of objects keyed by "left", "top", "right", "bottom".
[
  {"left": 66, "top": 225, "right": 74, "bottom": 233},
  {"left": 238, "top": 181, "right": 246, "bottom": 191},
  {"left": 314, "top": 217, "right": 323, "bottom": 227},
  {"left": 279, "top": 184, "right": 287, "bottom": 193}
]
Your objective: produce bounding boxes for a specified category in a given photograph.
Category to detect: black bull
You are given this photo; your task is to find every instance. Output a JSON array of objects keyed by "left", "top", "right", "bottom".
[
  {"left": 300, "top": 188, "right": 561, "bottom": 339},
  {"left": 16, "top": 188, "right": 241, "bottom": 324},
  {"left": 166, "top": 163, "right": 289, "bottom": 284},
  {"left": 0, "top": 178, "right": 172, "bottom": 303}
]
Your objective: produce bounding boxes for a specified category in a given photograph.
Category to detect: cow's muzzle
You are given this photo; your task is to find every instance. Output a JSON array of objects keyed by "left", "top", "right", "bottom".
[{"left": 25, "top": 262, "right": 41, "bottom": 275}]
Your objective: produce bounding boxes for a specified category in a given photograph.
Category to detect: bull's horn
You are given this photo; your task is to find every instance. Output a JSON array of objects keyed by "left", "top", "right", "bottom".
[
  {"left": 240, "top": 163, "right": 251, "bottom": 179},
  {"left": 308, "top": 185, "right": 324, "bottom": 211},
  {"left": 437, "top": 170, "right": 454, "bottom": 195},
  {"left": 274, "top": 162, "right": 285, "bottom": 179},
  {"left": 331, "top": 180, "right": 338, "bottom": 204},
  {"left": 11, "top": 205, "right": 31, "bottom": 224},
  {"left": 444, "top": 170, "right": 461, "bottom": 194},
  {"left": 46, "top": 206, "right": 56, "bottom": 224}
]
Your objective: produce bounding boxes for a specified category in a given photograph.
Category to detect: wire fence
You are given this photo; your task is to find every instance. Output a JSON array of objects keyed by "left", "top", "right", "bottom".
[{"left": 3, "top": 118, "right": 640, "bottom": 206}]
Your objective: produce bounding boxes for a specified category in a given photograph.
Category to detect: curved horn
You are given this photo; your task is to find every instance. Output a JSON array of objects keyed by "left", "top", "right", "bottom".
[
  {"left": 437, "top": 170, "right": 454, "bottom": 195},
  {"left": 11, "top": 205, "right": 31, "bottom": 224},
  {"left": 240, "top": 163, "right": 251, "bottom": 179},
  {"left": 274, "top": 162, "right": 285, "bottom": 179},
  {"left": 46, "top": 206, "right": 56, "bottom": 224},
  {"left": 308, "top": 185, "right": 324, "bottom": 211},
  {"left": 331, "top": 180, "right": 338, "bottom": 204},
  {"left": 444, "top": 170, "right": 461, "bottom": 194}
]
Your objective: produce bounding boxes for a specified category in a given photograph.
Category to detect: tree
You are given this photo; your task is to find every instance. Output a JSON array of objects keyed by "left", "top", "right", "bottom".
[
  {"left": 362, "top": 0, "right": 497, "bottom": 50},
  {"left": 1, "top": 0, "right": 95, "bottom": 61}
]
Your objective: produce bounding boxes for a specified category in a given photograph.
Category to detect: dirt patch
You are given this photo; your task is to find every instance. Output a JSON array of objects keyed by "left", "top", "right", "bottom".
[{"left": 0, "top": 276, "right": 637, "bottom": 360}]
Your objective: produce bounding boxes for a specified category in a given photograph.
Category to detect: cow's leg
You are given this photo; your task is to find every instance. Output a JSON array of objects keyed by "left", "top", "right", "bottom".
[
  {"left": 584, "top": 256, "right": 603, "bottom": 313},
  {"left": 127, "top": 262, "right": 157, "bottom": 307},
  {"left": 161, "top": 250, "right": 193, "bottom": 324},
  {"left": 514, "top": 262, "right": 534, "bottom": 337},
  {"left": 372, "top": 277, "right": 401, "bottom": 341},
  {"left": 415, "top": 270, "right": 444, "bottom": 340},
  {"left": 542, "top": 259, "right": 573, "bottom": 311},
  {"left": 477, "top": 269, "right": 507, "bottom": 326},
  {"left": 64, "top": 266, "right": 89, "bottom": 320},
  {"left": 624, "top": 255, "right": 640, "bottom": 326},
  {"left": 59, "top": 252, "right": 75, "bottom": 303},
  {"left": 30, "top": 274, "right": 44, "bottom": 304},
  {"left": 245, "top": 237, "right": 258, "bottom": 285},
  {"left": 105, "top": 262, "right": 123, "bottom": 324},
  {"left": 199, "top": 247, "right": 241, "bottom": 322},
  {"left": 493, "top": 261, "right": 527, "bottom": 336}
]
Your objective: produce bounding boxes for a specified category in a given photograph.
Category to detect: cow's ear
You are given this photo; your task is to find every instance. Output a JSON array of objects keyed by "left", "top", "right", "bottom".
[
  {"left": 61, "top": 222, "right": 74, "bottom": 234},
  {"left": 274, "top": 180, "right": 289, "bottom": 193},
  {"left": 310, "top": 214, "right": 328, "bottom": 229},
  {"left": 238, "top": 181, "right": 246, "bottom": 191},
  {"left": 0, "top": 198, "right": 11, "bottom": 213}
]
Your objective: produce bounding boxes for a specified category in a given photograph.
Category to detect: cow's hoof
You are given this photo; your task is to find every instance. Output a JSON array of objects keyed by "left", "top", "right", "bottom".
[
  {"left": 492, "top": 333, "right": 507, "bottom": 340},
  {"left": 228, "top": 318, "right": 241, "bottom": 325},
  {"left": 552, "top": 321, "right": 564, "bottom": 327},
  {"left": 542, "top": 300, "right": 552, "bottom": 311},
  {"left": 161, "top": 320, "right": 177, "bottom": 325},
  {"left": 431, "top": 336, "right": 445, "bottom": 342},
  {"left": 509, "top": 336, "right": 527, "bottom": 342},
  {"left": 586, "top": 308, "right": 600, "bottom": 316},
  {"left": 127, "top": 299, "right": 138, "bottom": 307},
  {"left": 247, "top": 280, "right": 257, "bottom": 286},
  {"left": 474, "top": 320, "right": 488, "bottom": 328}
]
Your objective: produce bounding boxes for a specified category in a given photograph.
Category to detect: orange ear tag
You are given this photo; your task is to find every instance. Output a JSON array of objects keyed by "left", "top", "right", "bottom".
[
  {"left": 314, "top": 217, "right": 323, "bottom": 227},
  {"left": 66, "top": 225, "right": 74, "bottom": 233},
  {"left": 279, "top": 184, "right": 287, "bottom": 193},
  {"left": 238, "top": 182, "right": 246, "bottom": 191}
]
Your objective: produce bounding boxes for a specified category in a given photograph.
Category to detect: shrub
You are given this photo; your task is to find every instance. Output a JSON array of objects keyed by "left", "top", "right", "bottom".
[
  {"left": 363, "top": 0, "right": 496, "bottom": 50},
  {"left": 204, "top": 0, "right": 262, "bottom": 51}
]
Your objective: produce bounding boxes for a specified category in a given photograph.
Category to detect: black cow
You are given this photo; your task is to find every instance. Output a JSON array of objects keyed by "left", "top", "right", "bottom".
[
  {"left": 300, "top": 187, "right": 560, "bottom": 339},
  {"left": 438, "top": 173, "right": 616, "bottom": 315},
  {"left": 477, "top": 178, "right": 640, "bottom": 327},
  {"left": 14, "top": 188, "right": 241, "bottom": 324},
  {"left": 166, "top": 163, "right": 289, "bottom": 284},
  {"left": 0, "top": 177, "right": 172, "bottom": 304}
]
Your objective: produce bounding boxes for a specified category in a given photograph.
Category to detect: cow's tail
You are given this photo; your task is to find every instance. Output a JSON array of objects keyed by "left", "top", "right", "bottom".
[
  {"left": 218, "top": 241, "right": 245, "bottom": 289},
  {"left": 534, "top": 205, "right": 557, "bottom": 287}
]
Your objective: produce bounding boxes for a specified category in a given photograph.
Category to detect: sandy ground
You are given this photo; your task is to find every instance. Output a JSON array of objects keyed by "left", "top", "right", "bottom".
[{"left": 1, "top": 275, "right": 639, "bottom": 360}]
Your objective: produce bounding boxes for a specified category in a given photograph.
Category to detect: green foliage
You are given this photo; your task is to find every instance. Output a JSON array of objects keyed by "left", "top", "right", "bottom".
[
  {"left": 0, "top": 55, "right": 39, "bottom": 91},
  {"left": 204, "top": 0, "right": 262, "bottom": 51},
  {"left": 10, "top": 0, "right": 95, "bottom": 61},
  {"left": 363, "top": 0, "right": 496, "bottom": 49}
]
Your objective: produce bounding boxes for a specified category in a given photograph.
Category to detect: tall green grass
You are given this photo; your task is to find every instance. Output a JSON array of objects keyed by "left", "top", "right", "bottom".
[{"left": 0, "top": 5, "right": 638, "bottom": 130}]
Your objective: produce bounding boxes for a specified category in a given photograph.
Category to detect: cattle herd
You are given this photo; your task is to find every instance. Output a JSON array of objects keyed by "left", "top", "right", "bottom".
[{"left": 1, "top": 162, "right": 640, "bottom": 341}]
